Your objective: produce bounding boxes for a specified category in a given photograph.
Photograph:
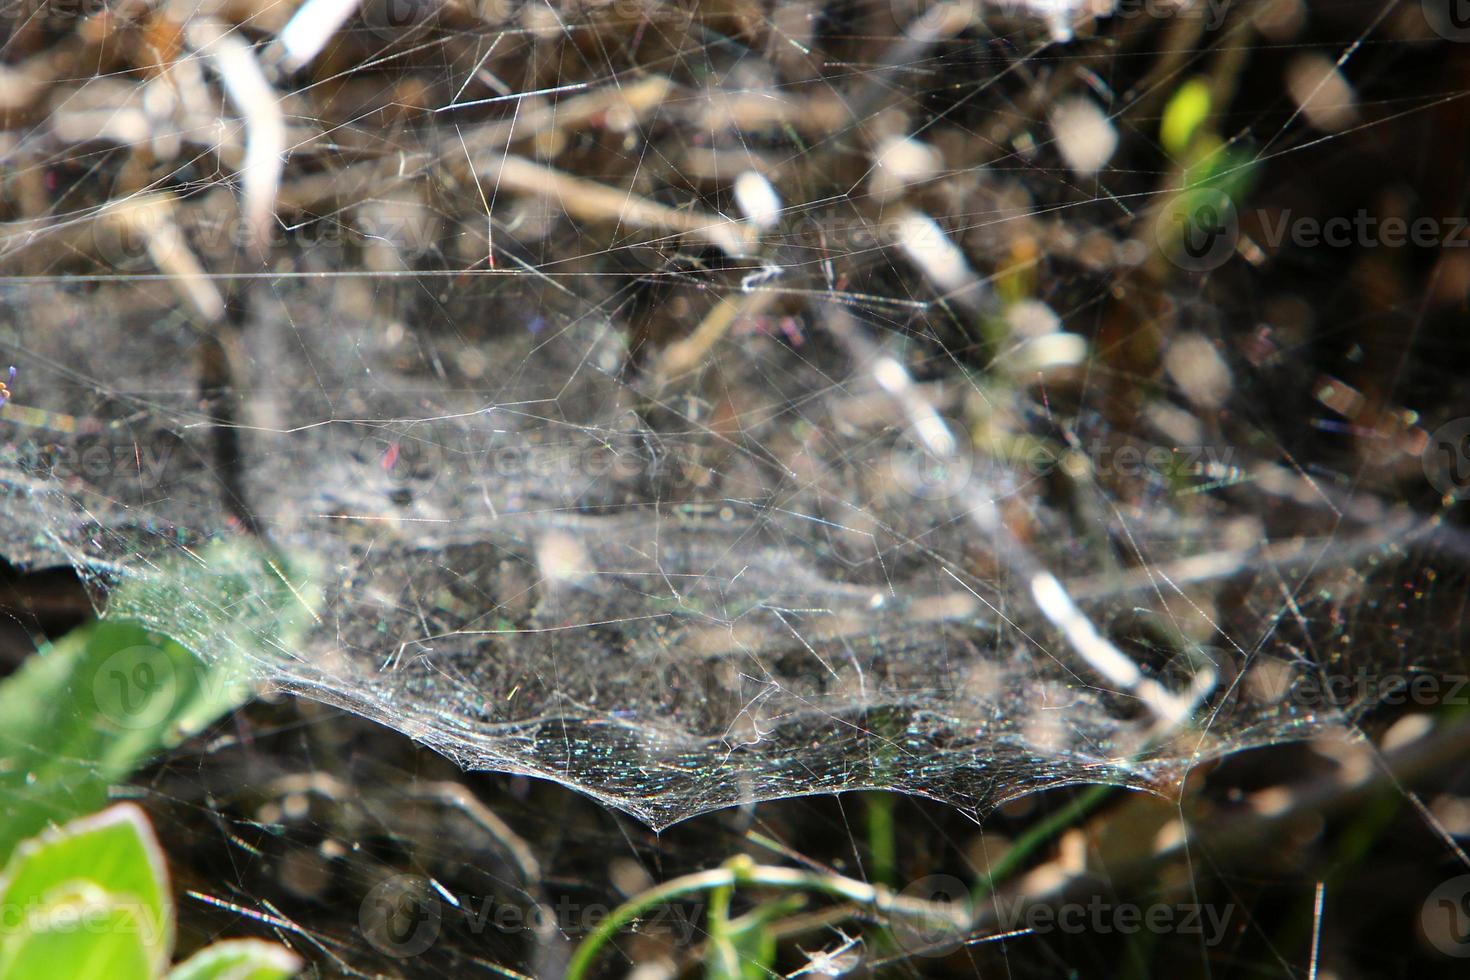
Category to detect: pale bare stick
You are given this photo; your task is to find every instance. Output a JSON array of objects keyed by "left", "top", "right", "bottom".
[
  {"left": 186, "top": 20, "right": 286, "bottom": 252},
  {"left": 475, "top": 155, "right": 750, "bottom": 258}
]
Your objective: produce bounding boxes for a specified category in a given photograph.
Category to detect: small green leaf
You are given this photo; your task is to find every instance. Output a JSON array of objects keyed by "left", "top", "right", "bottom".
[
  {"left": 706, "top": 918, "right": 777, "bottom": 980},
  {"left": 0, "top": 620, "right": 246, "bottom": 860},
  {"left": 704, "top": 883, "right": 779, "bottom": 980},
  {"left": 167, "top": 939, "right": 302, "bottom": 980},
  {"left": 0, "top": 540, "right": 321, "bottom": 861},
  {"left": 0, "top": 885, "right": 155, "bottom": 980},
  {"left": 1161, "top": 78, "right": 1212, "bottom": 159},
  {"left": 0, "top": 804, "right": 172, "bottom": 979}
]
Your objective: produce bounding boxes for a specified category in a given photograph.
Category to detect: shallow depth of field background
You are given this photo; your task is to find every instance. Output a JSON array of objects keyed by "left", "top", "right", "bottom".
[{"left": 5, "top": 0, "right": 1470, "bottom": 976}]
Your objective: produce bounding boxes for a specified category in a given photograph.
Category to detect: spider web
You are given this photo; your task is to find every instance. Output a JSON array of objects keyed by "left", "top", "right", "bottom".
[{"left": 1, "top": 0, "right": 1468, "bottom": 830}]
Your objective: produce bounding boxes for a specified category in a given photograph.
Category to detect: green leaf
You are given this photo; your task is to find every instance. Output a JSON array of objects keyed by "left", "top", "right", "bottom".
[
  {"left": 0, "top": 619, "right": 243, "bottom": 861},
  {"left": 0, "top": 804, "right": 172, "bottom": 979},
  {"left": 0, "top": 885, "right": 155, "bottom": 980},
  {"left": 0, "top": 541, "right": 320, "bottom": 860},
  {"left": 1161, "top": 78, "right": 1212, "bottom": 159},
  {"left": 704, "top": 884, "right": 780, "bottom": 980},
  {"left": 0, "top": 805, "right": 302, "bottom": 980},
  {"left": 167, "top": 939, "right": 302, "bottom": 980},
  {"left": 706, "top": 918, "right": 777, "bottom": 980},
  {"left": 1181, "top": 141, "right": 1258, "bottom": 203}
]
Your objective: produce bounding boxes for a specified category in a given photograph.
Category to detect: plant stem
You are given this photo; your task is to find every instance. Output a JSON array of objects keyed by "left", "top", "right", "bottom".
[
  {"left": 567, "top": 856, "right": 930, "bottom": 980},
  {"left": 973, "top": 784, "right": 1115, "bottom": 898}
]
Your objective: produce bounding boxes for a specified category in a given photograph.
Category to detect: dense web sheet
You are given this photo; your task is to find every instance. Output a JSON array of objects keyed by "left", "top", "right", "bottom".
[{"left": 2, "top": 0, "right": 1468, "bottom": 828}]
